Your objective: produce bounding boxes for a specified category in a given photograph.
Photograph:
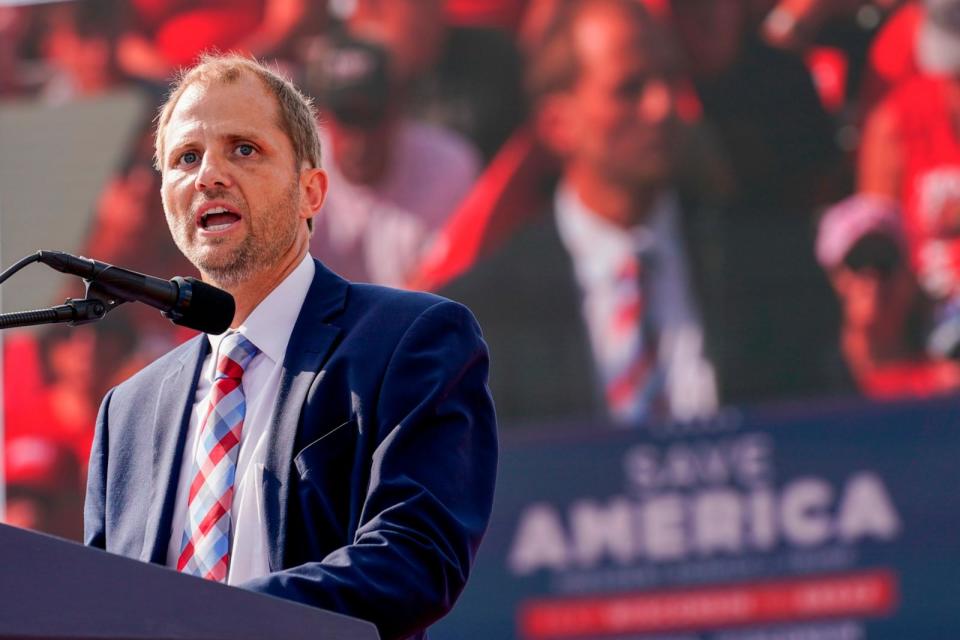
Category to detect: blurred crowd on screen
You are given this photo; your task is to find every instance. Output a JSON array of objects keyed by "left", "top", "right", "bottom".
[{"left": 4, "top": 0, "right": 960, "bottom": 538}]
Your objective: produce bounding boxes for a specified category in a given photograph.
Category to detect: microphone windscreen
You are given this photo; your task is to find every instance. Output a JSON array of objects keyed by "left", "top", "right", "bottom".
[{"left": 171, "top": 277, "right": 235, "bottom": 334}]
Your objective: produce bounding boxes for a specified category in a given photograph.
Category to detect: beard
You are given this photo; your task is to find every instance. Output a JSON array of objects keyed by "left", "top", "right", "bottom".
[{"left": 167, "top": 180, "right": 302, "bottom": 288}]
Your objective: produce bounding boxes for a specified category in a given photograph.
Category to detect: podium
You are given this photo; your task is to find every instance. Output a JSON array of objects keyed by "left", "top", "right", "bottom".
[{"left": 0, "top": 524, "right": 379, "bottom": 639}]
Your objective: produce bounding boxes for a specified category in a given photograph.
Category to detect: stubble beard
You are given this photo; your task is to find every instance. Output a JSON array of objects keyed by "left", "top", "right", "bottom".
[{"left": 169, "top": 181, "right": 302, "bottom": 288}]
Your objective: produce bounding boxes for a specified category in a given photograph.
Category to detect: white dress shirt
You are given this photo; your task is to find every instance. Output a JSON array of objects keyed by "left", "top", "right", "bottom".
[
  {"left": 554, "top": 184, "right": 719, "bottom": 423},
  {"left": 165, "top": 253, "right": 315, "bottom": 584}
]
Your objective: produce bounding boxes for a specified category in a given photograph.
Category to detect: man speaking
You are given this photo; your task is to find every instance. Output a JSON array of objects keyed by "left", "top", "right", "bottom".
[{"left": 83, "top": 54, "right": 497, "bottom": 640}]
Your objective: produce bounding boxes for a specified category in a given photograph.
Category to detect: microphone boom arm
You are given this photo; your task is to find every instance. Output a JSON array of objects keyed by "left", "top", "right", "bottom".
[
  {"left": 0, "top": 250, "right": 234, "bottom": 334},
  {"left": 0, "top": 251, "right": 126, "bottom": 331},
  {"left": 0, "top": 297, "right": 111, "bottom": 330}
]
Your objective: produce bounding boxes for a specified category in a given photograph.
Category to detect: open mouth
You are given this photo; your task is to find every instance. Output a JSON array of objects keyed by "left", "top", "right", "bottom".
[{"left": 199, "top": 207, "right": 241, "bottom": 232}]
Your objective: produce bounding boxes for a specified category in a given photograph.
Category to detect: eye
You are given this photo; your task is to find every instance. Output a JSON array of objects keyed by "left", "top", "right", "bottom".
[
  {"left": 235, "top": 143, "right": 256, "bottom": 157},
  {"left": 179, "top": 150, "right": 199, "bottom": 166}
]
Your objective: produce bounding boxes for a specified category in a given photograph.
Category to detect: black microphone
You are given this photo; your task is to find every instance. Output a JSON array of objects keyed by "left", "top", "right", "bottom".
[{"left": 37, "top": 250, "right": 235, "bottom": 334}]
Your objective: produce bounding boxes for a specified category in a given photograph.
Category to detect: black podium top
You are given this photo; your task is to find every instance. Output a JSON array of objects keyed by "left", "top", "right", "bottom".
[{"left": 0, "top": 524, "right": 379, "bottom": 639}]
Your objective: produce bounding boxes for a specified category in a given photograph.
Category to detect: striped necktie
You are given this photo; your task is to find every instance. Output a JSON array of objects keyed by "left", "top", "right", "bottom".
[
  {"left": 604, "top": 249, "right": 664, "bottom": 424},
  {"left": 177, "top": 331, "right": 258, "bottom": 582}
]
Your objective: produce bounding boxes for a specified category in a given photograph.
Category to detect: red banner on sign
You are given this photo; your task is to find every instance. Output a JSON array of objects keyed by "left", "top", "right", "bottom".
[{"left": 519, "top": 569, "right": 897, "bottom": 638}]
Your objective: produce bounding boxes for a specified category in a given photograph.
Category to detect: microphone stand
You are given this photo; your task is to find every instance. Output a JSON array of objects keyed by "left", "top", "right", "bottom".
[
  {"left": 0, "top": 253, "right": 124, "bottom": 330},
  {"left": 0, "top": 298, "right": 109, "bottom": 330}
]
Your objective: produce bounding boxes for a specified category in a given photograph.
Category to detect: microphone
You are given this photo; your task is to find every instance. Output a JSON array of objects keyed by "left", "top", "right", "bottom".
[{"left": 37, "top": 250, "right": 235, "bottom": 334}]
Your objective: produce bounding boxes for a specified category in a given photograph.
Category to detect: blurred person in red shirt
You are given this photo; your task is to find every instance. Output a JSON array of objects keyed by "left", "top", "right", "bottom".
[
  {"left": 855, "top": 0, "right": 960, "bottom": 116},
  {"left": 3, "top": 435, "right": 84, "bottom": 540},
  {"left": 859, "top": 1, "right": 923, "bottom": 111},
  {"left": 816, "top": 194, "right": 960, "bottom": 397},
  {"left": 860, "top": 0, "right": 960, "bottom": 358},
  {"left": 3, "top": 320, "right": 140, "bottom": 472},
  {"left": 5, "top": 327, "right": 98, "bottom": 467}
]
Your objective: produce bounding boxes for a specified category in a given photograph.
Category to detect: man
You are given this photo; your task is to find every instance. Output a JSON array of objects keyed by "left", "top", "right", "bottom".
[
  {"left": 84, "top": 54, "right": 497, "bottom": 640},
  {"left": 443, "top": 0, "right": 719, "bottom": 427}
]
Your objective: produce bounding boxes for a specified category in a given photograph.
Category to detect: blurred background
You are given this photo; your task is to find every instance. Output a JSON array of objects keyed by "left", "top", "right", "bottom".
[{"left": 2, "top": 0, "right": 960, "bottom": 637}]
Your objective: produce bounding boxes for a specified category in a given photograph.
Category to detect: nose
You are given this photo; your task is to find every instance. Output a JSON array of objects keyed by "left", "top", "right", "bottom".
[
  {"left": 639, "top": 79, "right": 676, "bottom": 124},
  {"left": 194, "top": 151, "right": 233, "bottom": 191}
]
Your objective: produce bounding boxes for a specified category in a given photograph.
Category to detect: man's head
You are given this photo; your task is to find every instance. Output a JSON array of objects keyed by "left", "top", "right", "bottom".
[
  {"left": 154, "top": 54, "right": 327, "bottom": 289},
  {"left": 817, "top": 194, "right": 917, "bottom": 347},
  {"left": 527, "top": 0, "right": 684, "bottom": 198},
  {"left": 312, "top": 35, "right": 396, "bottom": 185},
  {"left": 155, "top": 54, "right": 323, "bottom": 175}
]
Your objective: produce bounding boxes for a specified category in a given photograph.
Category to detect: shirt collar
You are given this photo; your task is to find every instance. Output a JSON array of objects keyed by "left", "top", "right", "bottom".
[
  {"left": 207, "top": 253, "right": 315, "bottom": 365},
  {"left": 554, "top": 182, "right": 679, "bottom": 282}
]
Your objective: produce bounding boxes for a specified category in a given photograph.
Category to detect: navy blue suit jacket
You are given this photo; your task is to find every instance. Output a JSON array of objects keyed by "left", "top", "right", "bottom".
[{"left": 84, "top": 259, "right": 498, "bottom": 640}]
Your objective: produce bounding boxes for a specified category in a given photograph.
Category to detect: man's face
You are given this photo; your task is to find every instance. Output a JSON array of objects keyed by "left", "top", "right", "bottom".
[
  {"left": 832, "top": 263, "right": 915, "bottom": 346},
  {"left": 159, "top": 73, "right": 307, "bottom": 287},
  {"left": 563, "top": 5, "right": 683, "bottom": 187}
]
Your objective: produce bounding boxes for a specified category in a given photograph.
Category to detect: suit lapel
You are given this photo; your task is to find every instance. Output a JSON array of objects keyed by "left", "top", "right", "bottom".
[
  {"left": 541, "top": 215, "right": 606, "bottom": 415},
  {"left": 675, "top": 192, "right": 724, "bottom": 375},
  {"left": 263, "top": 259, "right": 346, "bottom": 571},
  {"left": 141, "top": 336, "right": 208, "bottom": 563}
]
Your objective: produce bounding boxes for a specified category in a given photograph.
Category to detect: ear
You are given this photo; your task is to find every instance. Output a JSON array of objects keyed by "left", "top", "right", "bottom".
[
  {"left": 299, "top": 166, "right": 328, "bottom": 222},
  {"left": 534, "top": 93, "right": 578, "bottom": 158}
]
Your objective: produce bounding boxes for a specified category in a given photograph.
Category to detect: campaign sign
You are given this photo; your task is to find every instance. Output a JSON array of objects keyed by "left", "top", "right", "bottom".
[{"left": 434, "top": 395, "right": 960, "bottom": 639}]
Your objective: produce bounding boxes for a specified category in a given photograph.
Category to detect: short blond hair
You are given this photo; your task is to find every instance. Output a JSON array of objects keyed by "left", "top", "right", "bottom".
[{"left": 154, "top": 53, "right": 323, "bottom": 173}]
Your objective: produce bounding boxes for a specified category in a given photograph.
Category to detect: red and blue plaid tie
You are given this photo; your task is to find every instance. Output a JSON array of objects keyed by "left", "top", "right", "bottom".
[
  {"left": 177, "top": 332, "right": 258, "bottom": 581},
  {"left": 604, "top": 251, "right": 664, "bottom": 423}
]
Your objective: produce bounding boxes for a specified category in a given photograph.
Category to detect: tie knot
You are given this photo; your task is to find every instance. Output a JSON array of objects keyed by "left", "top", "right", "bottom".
[{"left": 216, "top": 332, "right": 258, "bottom": 381}]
